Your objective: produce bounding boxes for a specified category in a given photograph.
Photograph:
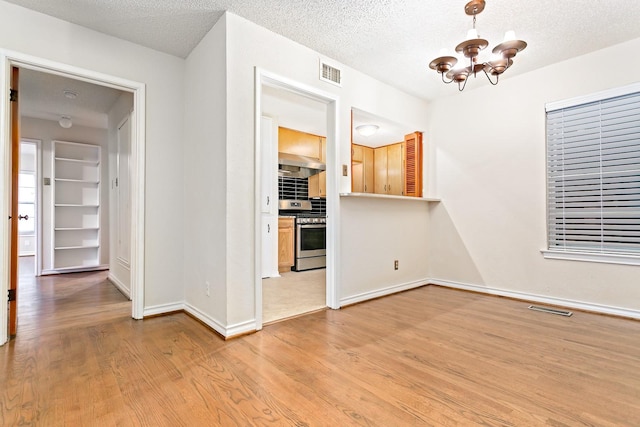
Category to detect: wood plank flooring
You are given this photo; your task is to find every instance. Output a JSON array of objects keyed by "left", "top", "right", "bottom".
[{"left": 2, "top": 259, "right": 639, "bottom": 425}]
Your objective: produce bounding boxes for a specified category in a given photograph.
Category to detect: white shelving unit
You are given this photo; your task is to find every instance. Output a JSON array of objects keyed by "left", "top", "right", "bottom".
[{"left": 52, "top": 141, "right": 102, "bottom": 272}]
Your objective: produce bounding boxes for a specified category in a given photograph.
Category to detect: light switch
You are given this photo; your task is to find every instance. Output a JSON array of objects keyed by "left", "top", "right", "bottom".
[
  {"left": 342, "top": 165, "right": 348, "bottom": 176},
  {"left": 43, "top": 177, "right": 51, "bottom": 186}
]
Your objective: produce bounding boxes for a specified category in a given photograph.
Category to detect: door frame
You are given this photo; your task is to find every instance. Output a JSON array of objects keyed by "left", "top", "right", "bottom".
[
  {"left": 0, "top": 49, "right": 147, "bottom": 345},
  {"left": 253, "top": 67, "right": 341, "bottom": 331}
]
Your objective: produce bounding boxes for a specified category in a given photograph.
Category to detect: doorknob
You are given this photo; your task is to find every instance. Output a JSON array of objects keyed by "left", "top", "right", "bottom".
[{"left": 18, "top": 214, "right": 29, "bottom": 220}]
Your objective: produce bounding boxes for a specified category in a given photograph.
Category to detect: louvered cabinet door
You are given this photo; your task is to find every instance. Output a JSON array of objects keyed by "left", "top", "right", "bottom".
[{"left": 403, "top": 132, "right": 423, "bottom": 197}]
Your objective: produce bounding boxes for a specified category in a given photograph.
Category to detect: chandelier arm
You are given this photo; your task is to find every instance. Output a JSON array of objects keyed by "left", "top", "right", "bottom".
[
  {"left": 440, "top": 73, "right": 455, "bottom": 84},
  {"left": 481, "top": 67, "right": 500, "bottom": 86},
  {"left": 458, "top": 78, "right": 469, "bottom": 92}
]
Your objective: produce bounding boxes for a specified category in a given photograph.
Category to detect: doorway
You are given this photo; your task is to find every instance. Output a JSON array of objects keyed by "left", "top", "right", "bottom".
[
  {"left": 254, "top": 68, "right": 340, "bottom": 330},
  {"left": 0, "top": 52, "right": 147, "bottom": 344}
]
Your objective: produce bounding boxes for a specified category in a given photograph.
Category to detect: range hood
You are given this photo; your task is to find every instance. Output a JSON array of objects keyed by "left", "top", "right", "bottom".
[{"left": 278, "top": 152, "right": 325, "bottom": 178}]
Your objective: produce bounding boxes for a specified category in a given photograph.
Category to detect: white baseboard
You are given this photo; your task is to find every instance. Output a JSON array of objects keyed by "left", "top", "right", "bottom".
[
  {"left": 141, "top": 302, "right": 256, "bottom": 339},
  {"left": 429, "top": 278, "right": 640, "bottom": 320},
  {"left": 182, "top": 303, "right": 227, "bottom": 336},
  {"left": 107, "top": 274, "right": 130, "bottom": 299},
  {"left": 143, "top": 302, "right": 185, "bottom": 317},
  {"left": 183, "top": 303, "right": 256, "bottom": 338},
  {"left": 41, "top": 264, "right": 109, "bottom": 275},
  {"left": 225, "top": 319, "right": 257, "bottom": 338},
  {"left": 340, "top": 278, "right": 428, "bottom": 307}
]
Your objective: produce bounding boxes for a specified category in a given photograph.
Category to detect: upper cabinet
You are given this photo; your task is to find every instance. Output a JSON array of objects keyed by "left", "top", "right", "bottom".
[
  {"left": 278, "top": 126, "right": 327, "bottom": 199},
  {"left": 352, "top": 144, "right": 374, "bottom": 193},
  {"left": 403, "top": 132, "right": 423, "bottom": 197},
  {"left": 278, "top": 127, "right": 323, "bottom": 160},
  {"left": 351, "top": 108, "right": 424, "bottom": 198},
  {"left": 374, "top": 142, "right": 403, "bottom": 196}
]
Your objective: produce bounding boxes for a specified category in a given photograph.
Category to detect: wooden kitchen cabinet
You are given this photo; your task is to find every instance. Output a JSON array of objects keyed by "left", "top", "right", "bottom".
[
  {"left": 352, "top": 144, "right": 374, "bottom": 193},
  {"left": 319, "top": 137, "right": 326, "bottom": 162},
  {"left": 278, "top": 217, "right": 295, "bottom": 273},
  {"left": 278, "top": 127, "right": 323, "bottom": 159},
  {"left": 403, "top": 132, "right": 423, "bottom": 197},
  {"left": 308, "top": 170, "right": 326, "bottom": 198},
  {"left": 370, "top": 132, "right": 423, "bottom": 197},
  {"left": 308, "top": 137, "right": 327, "bottom": 198},
  {"left": 374, "top": 142, "right": 403, "bottom": 195}
]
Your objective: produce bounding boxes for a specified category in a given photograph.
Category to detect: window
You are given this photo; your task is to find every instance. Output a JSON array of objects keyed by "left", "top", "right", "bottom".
[{"left": 545, "top": 83, "right": 640, "bottom": 264}]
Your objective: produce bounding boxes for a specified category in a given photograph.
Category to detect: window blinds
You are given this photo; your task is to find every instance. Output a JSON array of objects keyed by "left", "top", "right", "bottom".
[{"left": 546, "top": 90, "right": 640, "bottom": 255}]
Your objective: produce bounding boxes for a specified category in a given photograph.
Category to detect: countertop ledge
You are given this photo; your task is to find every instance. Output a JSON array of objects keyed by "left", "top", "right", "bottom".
[{"left": 339, "top": 193, "right": 441, "bottom": 202}]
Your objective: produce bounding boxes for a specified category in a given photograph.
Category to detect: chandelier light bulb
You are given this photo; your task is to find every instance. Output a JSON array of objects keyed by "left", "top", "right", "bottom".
[
  {"left": 466, "top": 28, "right": 479, "bottom": 40},
  {"left": 503, "top": 30, "right": 516, "bottom": 42}
]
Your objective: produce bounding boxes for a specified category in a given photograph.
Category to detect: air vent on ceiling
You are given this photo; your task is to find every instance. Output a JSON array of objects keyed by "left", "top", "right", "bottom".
[{"left": 320, "top": 60, "right": 342, "bottom": 87}]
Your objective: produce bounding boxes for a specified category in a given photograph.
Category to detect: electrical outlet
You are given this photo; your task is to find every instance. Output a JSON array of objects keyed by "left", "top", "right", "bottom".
[
  {"left": 205, "top": 281, "right": 210, "bottom": 297},
  {"left": 394, "top": 260, "right": 399, "bottom": 270}
]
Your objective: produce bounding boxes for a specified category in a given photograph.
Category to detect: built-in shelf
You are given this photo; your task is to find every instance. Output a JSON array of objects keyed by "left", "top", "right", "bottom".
[
  {"left": 52, "top": 140, "right": 102, "bottom": 272},
  {"left": 54, "top": 227, "right": 100, "bottom": 231},
  {"left": 54, "top": 157, "right": 100, "bottom": 165},
  {"left": 340, "top": 192, "right": 440, "bottom": 202},
  {"left": 54, "top": 178, "right": 99, "bottom": 183},
  {"left": 55, "top": 245, "right": 100, "bottom": 250}
]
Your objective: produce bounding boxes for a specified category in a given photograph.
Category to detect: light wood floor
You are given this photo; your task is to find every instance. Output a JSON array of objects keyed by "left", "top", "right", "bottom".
[{"left": 2, "top": 259, "right": 640, "bottom": 425}]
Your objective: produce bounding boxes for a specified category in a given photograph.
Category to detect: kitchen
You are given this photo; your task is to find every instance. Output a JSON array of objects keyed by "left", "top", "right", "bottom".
[
  {"left": 261, "top": 86, "right": 424, "bottom": 324},
  {"left": 260, "top": 85, "right": 329, "bottom": 324}
]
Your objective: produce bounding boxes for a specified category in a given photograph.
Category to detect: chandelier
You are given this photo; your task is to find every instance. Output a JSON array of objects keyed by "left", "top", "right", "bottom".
[{"left": 428, "top": 0, "right": 527, "bottom": 91}]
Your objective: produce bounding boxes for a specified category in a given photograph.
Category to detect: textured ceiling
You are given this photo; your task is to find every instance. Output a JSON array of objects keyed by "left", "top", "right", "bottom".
[{"left": 6, "top": 0, "right": 640, "bottom": 101}]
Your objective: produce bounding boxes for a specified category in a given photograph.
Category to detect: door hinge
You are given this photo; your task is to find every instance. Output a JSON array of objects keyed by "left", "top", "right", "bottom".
[
  {"left": 9, "top": 89, "right": 18, "bottom": 102},
  {"left": 8, "top": 289, "right": 16, "bottom": 302}
]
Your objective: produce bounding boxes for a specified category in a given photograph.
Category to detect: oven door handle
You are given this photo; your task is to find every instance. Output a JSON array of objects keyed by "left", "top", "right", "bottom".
[{"left": 298, "top": 224, "right": 326, "bottom": 229}]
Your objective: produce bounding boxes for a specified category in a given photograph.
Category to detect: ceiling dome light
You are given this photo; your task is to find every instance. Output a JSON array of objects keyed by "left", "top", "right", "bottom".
[
  {"left": 63, "top": 90, "right": 78, "bottom": 100},
  {"left": 356, "top": 124, "right": 379, "bottom": 136},
  {"left": 59, "top": 116, "right": 73, "bottom": 129}
]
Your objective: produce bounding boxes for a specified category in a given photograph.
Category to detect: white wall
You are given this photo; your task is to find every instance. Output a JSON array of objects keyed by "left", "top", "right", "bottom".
[
  {"left": 0, "top": 1, "right": 185, "bottom": 309},
  {"left": 428, "top": 37, "right": 640, "bottom": 315},
  {"left": 21, "top": 117, "right": 109, "bottom": 271},
  {"left": 182, "top": 16, "right": 228, "bottom": 327},
  {"left": 107, "top": 92, "right": 134, "bottom": 294},
  {"left": 224, "top": 13, "right": 431, "bottom": 329}
]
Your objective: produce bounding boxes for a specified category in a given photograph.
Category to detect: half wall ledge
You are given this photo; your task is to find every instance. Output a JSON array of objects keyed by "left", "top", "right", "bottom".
[{"left": 339, "top": 193, "right": 440, "bottom": 202}]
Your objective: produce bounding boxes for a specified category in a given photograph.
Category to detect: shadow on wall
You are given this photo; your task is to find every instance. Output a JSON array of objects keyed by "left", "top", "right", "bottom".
[{"left": 428, "top": 202, "right": 485, "bottom": 286}]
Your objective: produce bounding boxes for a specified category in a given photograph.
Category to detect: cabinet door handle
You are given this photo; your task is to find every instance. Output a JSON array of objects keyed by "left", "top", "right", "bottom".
[
  {"left": 268, "top": 224, "right": 270, "bottom": 233},
  {"left": 267, "top": 196, "right": 270, "bottom": 206}
]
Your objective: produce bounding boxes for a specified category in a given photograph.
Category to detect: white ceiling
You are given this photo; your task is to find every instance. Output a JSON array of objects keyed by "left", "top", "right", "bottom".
[
  {"left": 5, "top": 0, "right": 640, "bottom": 102},
  {"left": 19, "top": 68, "right": 124, "bottom": 128}
]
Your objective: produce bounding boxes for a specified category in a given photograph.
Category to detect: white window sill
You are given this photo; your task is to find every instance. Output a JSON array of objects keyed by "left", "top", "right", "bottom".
[{"left": 541, "top": 250, "right": 640, "bottom": 266}]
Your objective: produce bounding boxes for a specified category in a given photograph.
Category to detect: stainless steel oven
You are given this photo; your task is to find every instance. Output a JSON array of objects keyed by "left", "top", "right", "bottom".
[
  {"left": 278, "top": 200, "right": 326, "bottom": 272},
  {"left": 295, "top": 217, "right": 326, "bottom": 271}
]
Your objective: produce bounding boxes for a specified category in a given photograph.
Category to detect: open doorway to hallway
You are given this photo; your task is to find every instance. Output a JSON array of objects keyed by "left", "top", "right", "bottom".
[{"left": 11, "top": 66, "right": 133, "bottom": 336}]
